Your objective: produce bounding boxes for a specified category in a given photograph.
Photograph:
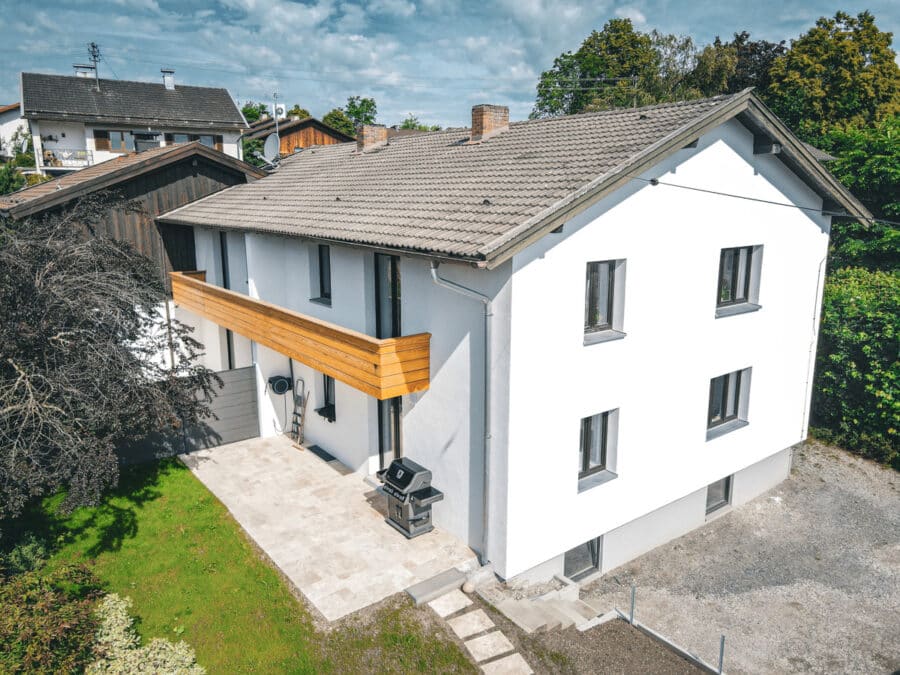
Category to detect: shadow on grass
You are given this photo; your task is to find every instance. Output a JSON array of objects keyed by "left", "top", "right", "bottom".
[{"left": 1, "top": 458, "right": 181, "bottom": 560}]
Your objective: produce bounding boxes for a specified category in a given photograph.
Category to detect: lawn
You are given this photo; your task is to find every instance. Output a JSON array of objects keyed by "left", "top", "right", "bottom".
[{"left": 9, "top": 458, "right": 475, "bottom": 674}]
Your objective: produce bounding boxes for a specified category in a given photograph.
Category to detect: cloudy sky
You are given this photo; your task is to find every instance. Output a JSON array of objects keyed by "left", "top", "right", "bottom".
[{"left": 2, "top": 0, "right": 898, "bottom": 127}]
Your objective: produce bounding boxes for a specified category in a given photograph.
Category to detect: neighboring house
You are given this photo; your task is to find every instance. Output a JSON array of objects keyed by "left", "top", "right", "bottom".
[
  {"left": 245, "top": 115, "right": 354, "bottom": 156},
  {"left": 20, "top": 70, "right": 247, "bottom": 175},
  {"left": 157, "top": 90, "right": 869, "bottom": 583},
  {"left": 0, "top": 141, "right": 264, "bottom": 288},
  {"left": 0, "top": 102, "right": 26, "bottom": 160}
]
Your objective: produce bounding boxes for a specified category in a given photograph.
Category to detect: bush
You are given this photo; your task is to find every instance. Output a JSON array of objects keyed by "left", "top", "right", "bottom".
[
  {"left": 0, "top": 532, "right": 49, "bottom": 575},
  {"left": 88, "top": 594, "right": 204, "bottom": 674},
  {"left": 812, "top": 268, "right": 899, "bottom": 467},
  {"left": 0, "top": 563, "right": 102, "bottom": 673}
]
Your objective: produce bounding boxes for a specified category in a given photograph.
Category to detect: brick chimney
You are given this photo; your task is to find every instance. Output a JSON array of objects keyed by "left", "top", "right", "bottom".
[
  {"left": 471, "top": 104, "right": 509, "bottom": 142},
  {"left": 357, "top": 124, "right": 388, "bottom": 152},
  {"left": 161, "top": 68, "right": 175, "bottom": 90}
]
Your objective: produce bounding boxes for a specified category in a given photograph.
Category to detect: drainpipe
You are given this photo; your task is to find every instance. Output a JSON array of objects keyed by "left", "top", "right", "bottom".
[
  {"left": 430, "top": 260, "right": 492, "bottom": 567},
  {"left": 801, "top": 254, "right": 828, "bottom": 439}
]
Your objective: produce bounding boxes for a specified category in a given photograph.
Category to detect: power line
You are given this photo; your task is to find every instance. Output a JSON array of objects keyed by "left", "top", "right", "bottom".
[{"left": 630, "top": 175, "right": 900, "bottom": 227}]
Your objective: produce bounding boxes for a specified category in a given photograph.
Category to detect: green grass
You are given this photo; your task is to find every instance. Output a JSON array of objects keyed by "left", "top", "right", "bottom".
[{"left": 10, "top": 459, "right": 475, "bottom": 674}]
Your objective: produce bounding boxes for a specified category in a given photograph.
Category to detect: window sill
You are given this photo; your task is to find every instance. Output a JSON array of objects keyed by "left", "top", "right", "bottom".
[
  {"left": 310, "top": 297, "right": 332, "bottom": 307},
  {"left": 705, "top": 503, "right": 732, "bottom": 521},
  {"left": 315, "top": 405, "right": 336, "bottom": 423},
  {"left": 578, "top": 470, "right": 617, "bottom": 493},
  {"left": 706, "top": 418, "right": 748, "bottom": 441},
  {"left": 715, "top": 303, "right": 761, "bottom": 319},
  {"left": 583, "top": 329, "right": 626, "bottom": 346}
]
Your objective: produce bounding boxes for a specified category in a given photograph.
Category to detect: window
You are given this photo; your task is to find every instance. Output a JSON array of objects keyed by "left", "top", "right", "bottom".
[
  {"left": 584, "top": 260, "right": 626, "bottom": 344},
  {"left": 315, "top": 245, "right": 332, "bottom": 304},
  {"left": 165, "top": 132, "right": 191, "bottom": 145},
  {"left": 578, "top": 409, "right": 618, "bottom": 491},
  {"left": 164, "top": 133, "right": 224, "bottom": 150},
  {"left": 716, "top": 245, "right": 762, "bottom": 316},
  {"left": 564, "top": 536, "right": 602, "bottom": 580},
  {"left": 316, "top": 374, "right": 336, "bottom": 422},
  {"left": 707, "top": 368, "right": 751, "bottom": 439},
  {"left": 705, "top": 476, "right": 732, "bottom": 514},
  {"left": 95, "top": 130, "right": 134, "bottom": 153}
]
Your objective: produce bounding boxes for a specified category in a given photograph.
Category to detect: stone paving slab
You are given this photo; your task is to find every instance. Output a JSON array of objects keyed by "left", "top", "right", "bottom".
[
  {"left": 480, "top": 653, "right": 534, "bottom": 675},
  {"left": 448, "top": 609, "right": 495, "bottom": 639},
  {"left": 180, "top": 435, "right": 476, "bottom": 621},
  {"left": 464, "top": 631, "right": 515, "bottom": 663},
  {"left": 428, "top": 589, "right": 472, "bottom": 618}
]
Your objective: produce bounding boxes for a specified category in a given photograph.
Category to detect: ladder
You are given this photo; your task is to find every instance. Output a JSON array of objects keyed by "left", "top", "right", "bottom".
[{"left": 290, "top": 378, "right": 310, "bottom": 444}]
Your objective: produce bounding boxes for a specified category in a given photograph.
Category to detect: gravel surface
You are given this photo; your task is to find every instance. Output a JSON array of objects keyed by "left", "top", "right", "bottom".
[{"left": 580, "top": 442, "right": 900, "bottom": 674}]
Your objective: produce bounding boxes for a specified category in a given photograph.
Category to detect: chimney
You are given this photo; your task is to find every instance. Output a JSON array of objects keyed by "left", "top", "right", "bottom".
[
  {"left": 471, "top": 104, "right": 509, "bottom": 142},
  {"left": 161, "top": 68, "right": 175, "bottom": 90},
  {"left": 357, "top": 124, "right": 388, "bottom": 152},
  {"left": 73, "top": 64, "right": 95, "bottom": 78}
]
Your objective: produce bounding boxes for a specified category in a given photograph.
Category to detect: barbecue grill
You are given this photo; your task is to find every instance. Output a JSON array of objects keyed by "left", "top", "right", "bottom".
[{"left": 377, "top": 457, "right": 444, "bottom": 538}]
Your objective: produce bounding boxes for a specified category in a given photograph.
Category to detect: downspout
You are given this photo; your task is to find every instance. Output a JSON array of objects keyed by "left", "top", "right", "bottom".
[
  {"left": 430, "top": 260, "right": 492, "bottom": 567},
  {"left": 801, "top": 254, "right": 828, "bottom": 438}
]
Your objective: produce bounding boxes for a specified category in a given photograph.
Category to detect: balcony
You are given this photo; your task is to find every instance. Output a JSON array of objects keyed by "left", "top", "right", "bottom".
[
  {"left": 171, "top": 271, "right": 430, "bottom": 399},
  {"left": 41, "top": 147, "right": 92, "bottom": 169}
]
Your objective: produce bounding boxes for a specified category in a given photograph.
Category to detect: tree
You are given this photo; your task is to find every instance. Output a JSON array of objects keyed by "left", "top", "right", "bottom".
[
  {"left": 811, "top": 268, "right": 899, "bottom": 467},
  {"left": 692, "top": 38, "right": 738, "bottom": 96},
  {"left": 322, "top": 108, "right": 355, "bottom": 137},
  {"left": 648, "top": 30, "right": 701, "bottom": 102},
  {"left": 0, "top": 163, "right": 24, "bottom": 196},
  {"left": 0, "top": 200, "right": 219, "bottom": 521},
  {"left": 767, "top": 11, "right": 900, "bottom": 140},
  {"left": 533, "top": 19, "right": 660, "bottom": 117},
  {"left": 286, "top": 104, "right": 310, "bottom": 118},
  {"left": 241, "top": 137, "right": 265, "bottom": 167},
  {"left": 819, "top": 115, "right": 900, "bottom": 270},
  {"left": 399, "top": 114, "right": 441, "bottom": 131},
  {"left": 241, "top": 101, "right": 269, "bottom": 123},
  {"left": 728, "top": 31, "right": 786, "bottom": 93},
  {"left": 344, "top": 96, "right": 377, "bottom": 127}
]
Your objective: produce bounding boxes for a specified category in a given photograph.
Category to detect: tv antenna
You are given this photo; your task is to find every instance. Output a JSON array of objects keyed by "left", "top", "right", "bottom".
[
  {"left": 88, "top": 42, "right": 101, "bottom": 90},
  {"left": 272, "top": 91, "right": 283, "bottom": 142}
]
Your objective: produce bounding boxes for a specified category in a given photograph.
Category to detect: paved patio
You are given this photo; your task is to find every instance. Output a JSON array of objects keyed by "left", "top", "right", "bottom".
[{"left": 180, "top": 435, "right": 477, "bottom": 621}]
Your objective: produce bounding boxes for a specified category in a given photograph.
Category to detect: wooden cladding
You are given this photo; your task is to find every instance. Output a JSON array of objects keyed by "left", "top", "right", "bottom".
[{"left": 171, "top": 272, "right": 430, "bottom": 400}]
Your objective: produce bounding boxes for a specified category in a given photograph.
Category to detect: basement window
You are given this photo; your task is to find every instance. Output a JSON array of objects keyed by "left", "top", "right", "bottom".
[{"left": 705, "top": 475, "right": 732, "bottom": 515}]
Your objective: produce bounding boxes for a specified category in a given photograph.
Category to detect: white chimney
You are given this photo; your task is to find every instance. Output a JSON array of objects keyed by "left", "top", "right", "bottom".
[{"left": 161, "top": 68, "right": 175, "bottom": 90}]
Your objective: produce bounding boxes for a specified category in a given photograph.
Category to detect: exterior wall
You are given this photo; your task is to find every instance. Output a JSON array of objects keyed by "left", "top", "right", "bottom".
[
  {"left": 0, "top": 108, "right": 26, "bottom": 158},
  {"left": 499, "top": 118, "right": 830, "bottom": 579}
]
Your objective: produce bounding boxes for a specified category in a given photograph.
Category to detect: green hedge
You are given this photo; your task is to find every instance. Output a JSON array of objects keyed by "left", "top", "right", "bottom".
[{"left": 812, "top": 268, "right": 899, "bottom": 468}]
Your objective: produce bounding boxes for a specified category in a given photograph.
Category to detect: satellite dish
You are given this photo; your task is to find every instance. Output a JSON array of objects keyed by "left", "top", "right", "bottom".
[
  {"left": 275, "top": 104, "right": 286, "bottom": 117},
  {"left": 262, "top": 134, "right": 279, "bottom": 162}
]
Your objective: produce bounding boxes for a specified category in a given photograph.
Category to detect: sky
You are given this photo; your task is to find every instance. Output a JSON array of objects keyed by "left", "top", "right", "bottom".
[{"left": 1, "top": 0, "right": 898, "bottom": 128}]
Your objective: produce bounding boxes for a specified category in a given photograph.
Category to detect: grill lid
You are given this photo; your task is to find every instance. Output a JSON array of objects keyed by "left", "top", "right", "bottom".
[{"left": 384, "top": 457, "right": 428, "bottom": 492}]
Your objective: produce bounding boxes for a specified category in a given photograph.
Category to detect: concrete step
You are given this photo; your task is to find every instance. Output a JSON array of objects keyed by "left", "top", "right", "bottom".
[
  {"left": 497, "top": 599, "right": 548, "bottom": 634},
  {"left": 537, "top": 600, "right": 576, "bottom": 630},
  {"left": 407, "top": 568, "right": 467, "bottom": 606}
]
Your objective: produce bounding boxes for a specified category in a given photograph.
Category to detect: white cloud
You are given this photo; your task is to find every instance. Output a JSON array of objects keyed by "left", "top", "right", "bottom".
[
  {"left": 366, "top": 0, "right": 416, "bottom": 18},
  {"left": 614, "top": 6, "right": 647, "bottom": 25}
]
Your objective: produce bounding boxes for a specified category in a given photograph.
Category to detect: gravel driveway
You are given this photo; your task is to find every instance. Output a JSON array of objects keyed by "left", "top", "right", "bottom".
[{"left": 580, "top": 442, "right": 900, "bottom": 674}]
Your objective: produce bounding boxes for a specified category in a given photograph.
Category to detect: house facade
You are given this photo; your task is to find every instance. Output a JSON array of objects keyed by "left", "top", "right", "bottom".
[
  {"left": 20, "top": 71, "right": 247, "bottom": 175},
  {"left": 157, "top": 91, "right": 868, "bottom": 582},
  {"left": 0, "top": 102, "right": 26, "bottom": 161},
  {"left": 245, "top": 115, "right": 354, "bottom": 156}
]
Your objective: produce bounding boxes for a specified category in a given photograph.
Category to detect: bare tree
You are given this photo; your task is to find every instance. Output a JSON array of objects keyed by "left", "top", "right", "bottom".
[{"left": 0, "top": 198, "right": 220, "bottom": 522}]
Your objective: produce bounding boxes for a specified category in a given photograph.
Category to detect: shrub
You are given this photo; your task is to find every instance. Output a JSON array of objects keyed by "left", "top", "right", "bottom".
[
  {"left": 812, "top": 268, "right": 899, "bottom": 467},
  {"left": 0, "top": 531, "right": 49, "bottom": 574},
  {"left": 0, "top": 563, "right": 102, "bottom": 673},
  {"left": 88, "top": 594, "right": 204, "bottom": 674}
]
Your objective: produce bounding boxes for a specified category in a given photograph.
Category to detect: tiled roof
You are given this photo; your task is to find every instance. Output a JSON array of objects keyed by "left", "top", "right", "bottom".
[
  {"left": 159, "top": 91, "right": 869, "bottom": 268},
  {"left": 245, "top": 116, "right": 354, "bottom": 142},
  {"left": 0, "top": 143, "right": 264, "bottom": 217},
  {"left": 21, "top": 73, "right": 246, "bottom": 130}
]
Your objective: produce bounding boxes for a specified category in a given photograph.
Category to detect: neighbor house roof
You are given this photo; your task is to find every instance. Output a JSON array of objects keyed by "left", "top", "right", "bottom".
[
  {"left": 20, "top": 73, "right": 247, "bottom": 130},
  {"left": 159, "top": 90, "right": 871, "bottom": 269},
  {"left": 0, "top": 142, "right": 264, "bottom": 219},
  {"left": 0, "top": 102, "right": 20, "bottom": 115},
  {"left": 245, "top": 116, "right": 354, "bottom": 143}
]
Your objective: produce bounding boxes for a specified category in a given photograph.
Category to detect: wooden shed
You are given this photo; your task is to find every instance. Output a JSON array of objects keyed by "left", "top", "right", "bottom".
[{"left": 245, "top": 116, "right": 354, "bottom": 156}]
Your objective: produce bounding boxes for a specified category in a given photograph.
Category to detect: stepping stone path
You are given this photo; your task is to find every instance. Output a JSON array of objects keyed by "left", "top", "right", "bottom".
[{"left": 428, "top": 589, "right": 533, "bottom": 674}]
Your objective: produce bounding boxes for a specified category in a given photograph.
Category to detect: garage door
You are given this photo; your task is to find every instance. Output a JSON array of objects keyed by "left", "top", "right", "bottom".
[{"left": 184, "top": 366, "right": 259, "bottom": 450}]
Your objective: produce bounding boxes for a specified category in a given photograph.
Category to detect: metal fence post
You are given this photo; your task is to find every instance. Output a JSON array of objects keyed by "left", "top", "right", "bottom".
[
  {"left": 629, "top": 584, "right": 636, "bottom": 625},
  {"left": 718, "top": 634, "right": 726, "bottom": 674}
]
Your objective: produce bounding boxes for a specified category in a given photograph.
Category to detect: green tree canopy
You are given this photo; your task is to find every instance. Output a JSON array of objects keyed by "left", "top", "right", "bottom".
[
  {"left": 286, "top": 104, "right": 310, "bottom": 118},
  {"left": 241, "top": 101, "right": 269, "bottom": 123},
  {"left": 322, "top": 108, "right": 355, "bottom": 137},
  {"left": 399, "top": 114, "right": 441, "bottom": 131},
  {"left": 767, "top": 11, "right": 900, "bottom": 139},
  {"left": 0, "top": 164, "right": 24, "bottom": 196},
  {"left": 344, "top": 96, "right": 377, "bottom": 127}
]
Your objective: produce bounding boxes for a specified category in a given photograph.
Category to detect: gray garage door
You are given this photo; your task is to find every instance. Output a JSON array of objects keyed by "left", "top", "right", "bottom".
[{"left": 184, "top": 366, "right": 259, "bottom": 451}]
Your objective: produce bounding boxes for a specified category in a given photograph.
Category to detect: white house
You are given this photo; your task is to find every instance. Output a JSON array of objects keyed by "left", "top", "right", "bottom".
[
  {"left": 157, "top": 90, "right": 869, "bottom": 582},
  {"left": 0, "top": 102, "right": 26, "bottom": 161},
  {"left": 20, "top": 70, "right": 247, "bottom": 176}
]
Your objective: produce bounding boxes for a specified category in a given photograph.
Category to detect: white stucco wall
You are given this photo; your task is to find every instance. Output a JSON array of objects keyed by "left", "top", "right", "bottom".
[
  {"left": 498, "top": 118, "right": 830, "bottom": 578},
  {"left": 0, "top": 107, "right": 26, "bottom": 158}
]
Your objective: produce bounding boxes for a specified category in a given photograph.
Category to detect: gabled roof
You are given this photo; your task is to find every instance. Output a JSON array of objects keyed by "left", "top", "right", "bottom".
[
  {"left": 245, "top": 116, "right": 354, "bottom": 143},
  {"left": 0, "top": 102, "right": 20, "bottom": 116},
  {"left": 21, "top": 73, "right": 247, "bottom": 130},
  {"left": 159, "top": 90, "right": 871, "bottom": 269},
  {"left": 0, "top": 142, "right": 264, "bottom": 219}
]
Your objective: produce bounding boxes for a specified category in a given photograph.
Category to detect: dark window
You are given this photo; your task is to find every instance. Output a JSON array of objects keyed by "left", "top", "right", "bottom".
[
  {"left": 93, "top": 130, "right": 110, "bottom": 151},
  {"left": 317, "top": 245, "right": 332, "bottom": 302},
  {"left": 579, "top": 411, "right": 609, "bottom": 478},
  {"left": 316, "top": 375, "right": 336, "bottom": 422},
  {"left": 165, "top": 133, "right": 191, "bottom": 145},
  {"left": 718, "top": 246, "right": 753, "bottom": 306},
  {"left": 705, "top": 476, "right": 732, "bottom": 514},
  {"left": 564, "top": 537, "right": 602, "bottom": 580},
  {"left": 585, "top": 260, "right": 615, "bottom": 333},
  {"left": 104, "top": 130, "right": 134, "bottom": 153},
  {"left": 708, "top": 370, "right": 742, "bottom": 428}
]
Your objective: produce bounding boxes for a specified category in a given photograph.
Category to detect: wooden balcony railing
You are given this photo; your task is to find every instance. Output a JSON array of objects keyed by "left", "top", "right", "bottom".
[{"left": 171, "top": 271, "right": 430, "bottom": 399}]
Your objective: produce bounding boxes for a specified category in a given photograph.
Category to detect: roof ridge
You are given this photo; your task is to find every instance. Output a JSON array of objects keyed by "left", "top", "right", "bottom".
[{"left": 21, "top": 71, "right": 230, "bottom": 93}]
